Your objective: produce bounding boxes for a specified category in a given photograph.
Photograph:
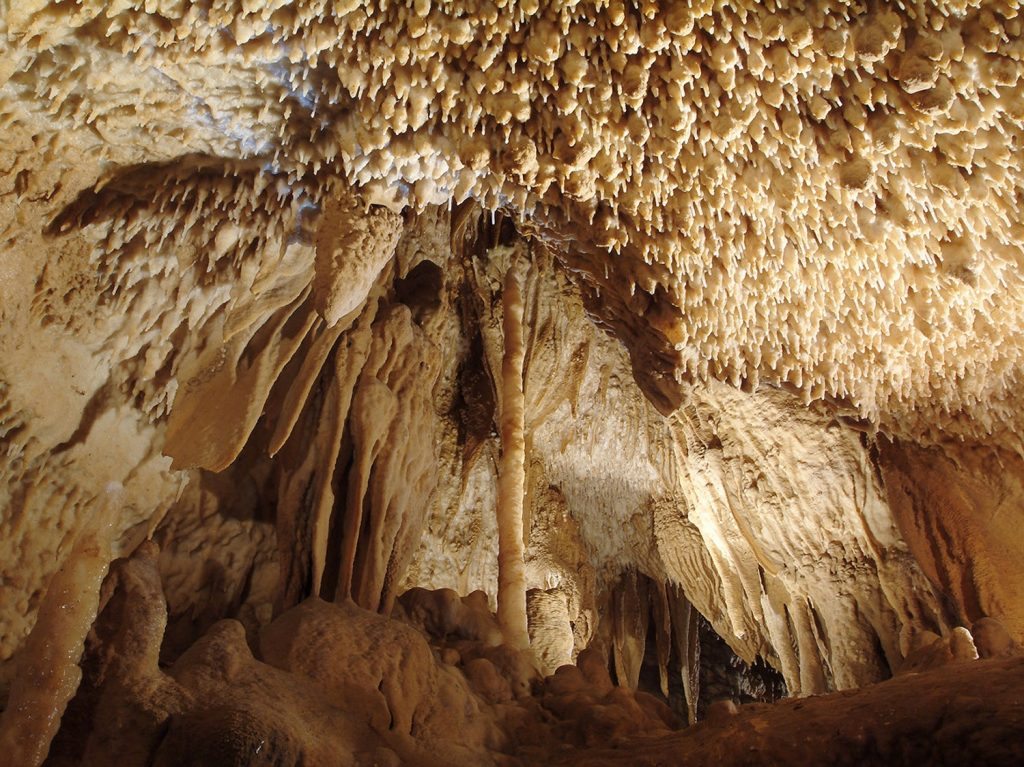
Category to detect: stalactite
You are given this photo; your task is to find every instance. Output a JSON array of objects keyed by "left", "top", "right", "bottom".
[
  {"left": 311, "top": 286, "right": 382, "bottom": 600},
  {"left": 338, "top": 379, "right": 398, "bottom": 602},
  {"left": 652, "top": 580, "right": 673, "bottom": 699},
  {"left": 164, "top": 288, "right": 317, "bottom": 472},
  {"left": 793, "top": 599, "right": 829, "bottom": 695},
  {"left": 612, "top": 571, "right": 649, "bottom": 690},
  {"left": 496, "top": 254, "right": 530, "bottom": 649},
  {"left": 669, "top": 585, "right": 701, "bottom": 726}
]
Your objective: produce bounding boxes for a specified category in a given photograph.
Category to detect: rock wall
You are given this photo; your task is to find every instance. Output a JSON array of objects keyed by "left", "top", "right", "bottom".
[{"left": 877, "top": 438, "right": 1024, "bottom": 639}]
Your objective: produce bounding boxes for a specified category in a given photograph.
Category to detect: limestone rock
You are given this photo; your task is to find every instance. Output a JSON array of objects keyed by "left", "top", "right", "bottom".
[{"left": 0, "top": 1, "right": 1023, "bottom": 764}]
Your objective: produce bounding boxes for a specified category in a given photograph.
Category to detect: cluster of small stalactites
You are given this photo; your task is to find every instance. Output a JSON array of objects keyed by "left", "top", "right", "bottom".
[
  {"left": 41, "top": 160, "right": 319, "bottom": 420},
  {"left": 5, "top": 1, "right": 1024, "bottom": 441}
]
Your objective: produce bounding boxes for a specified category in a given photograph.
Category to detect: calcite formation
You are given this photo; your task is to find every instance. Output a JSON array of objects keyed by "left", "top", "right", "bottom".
[{"left": 0, "top": 1, "right": 1023, "bottom": 765}]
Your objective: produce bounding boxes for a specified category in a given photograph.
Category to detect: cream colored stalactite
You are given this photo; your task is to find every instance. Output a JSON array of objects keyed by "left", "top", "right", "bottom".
[
  {"left": 668, "top": 586, "right": 701, "bottom": 726},
  {"left": 611, "top": 572, "right": 649, "bottom": 690},
  {"left": 306, "top": 347, "right": 362, "bottom": 600},
  {"left": 0, "top": 490, "right": 116, "bottom": 767},
  {"left": 163, "top": 286, "right": 316, "bottom": 472},
  {"left": 759, "top": 580, "right": 803, "bottom": 695},
  {"left": 274, "top": 296, "right": 379, "bottom": 609},
  {"left": 651, "top": 580, "right": 673, "bottom": 699},
  {"left": 654, "top": 381, "right": 951, "bottom": 693},
  {"left": 338, "top": 379, "right": 398, "bottom": 602},
  {"left": 312, "top": 191, "right": 403, "bottom": 327},
  {"left": 496, "top": 260, "right": 530, "bottom": 649},
  {"left": 322, "top": 302, "right": 443, "bottom": 614},
  {"left": 674, "top": 444, "right": 760, "bottom": 655},
  {"left": 792, "top": 599, "right": 829, "bottom": 695},
  {"left": 308, "top": 285, "right": 386, "bottom": 600}
]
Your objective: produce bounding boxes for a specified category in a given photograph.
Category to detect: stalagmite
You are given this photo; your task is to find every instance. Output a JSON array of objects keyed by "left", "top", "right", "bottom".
[
  {"left": 0, "top": 489, "right": 117, "bottom": 767},
  {"left": 496, "top": 255, "right": 530, "bottom": 650}
]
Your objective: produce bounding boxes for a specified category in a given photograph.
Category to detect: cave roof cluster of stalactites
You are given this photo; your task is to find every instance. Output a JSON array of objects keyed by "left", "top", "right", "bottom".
[
  {"left": 5, "top": 0, "right": 1024, "bottom": 440},
  {"left": 1, "top": 1, "right": 1024, "bottom": 766}
]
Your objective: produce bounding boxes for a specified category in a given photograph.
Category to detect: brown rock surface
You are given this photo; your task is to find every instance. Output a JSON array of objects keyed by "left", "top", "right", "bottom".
[{"left": 554, "top": 656, "right": 1024, "bottom": 766}]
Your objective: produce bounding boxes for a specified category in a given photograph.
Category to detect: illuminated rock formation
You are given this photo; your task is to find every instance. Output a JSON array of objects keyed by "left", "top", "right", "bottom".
[{"left": 0, "top": 1, "right": 1023, "bottom": 764}]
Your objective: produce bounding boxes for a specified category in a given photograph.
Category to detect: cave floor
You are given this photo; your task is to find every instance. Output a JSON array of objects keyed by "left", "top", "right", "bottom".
[{"left": 539, "top": 657, "right": 1024, "bottom": 766}]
